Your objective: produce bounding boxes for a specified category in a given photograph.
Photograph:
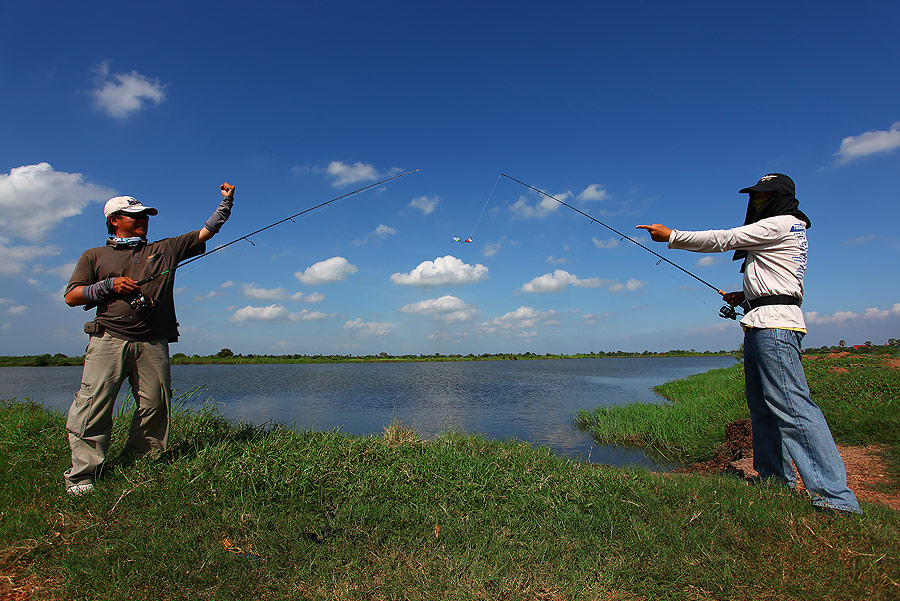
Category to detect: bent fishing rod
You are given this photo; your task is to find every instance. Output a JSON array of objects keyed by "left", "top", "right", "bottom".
[
  {"left": 86, "top": 169, "right": 420, "bottom": 311},
  {"left": 499, "top": 174, "right": 741, "bottom": 319}
]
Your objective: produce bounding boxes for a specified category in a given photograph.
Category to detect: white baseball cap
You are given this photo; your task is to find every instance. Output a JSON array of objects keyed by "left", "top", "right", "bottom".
[{"left": 104, "top": 196, "right": 159, "bottom": 218}]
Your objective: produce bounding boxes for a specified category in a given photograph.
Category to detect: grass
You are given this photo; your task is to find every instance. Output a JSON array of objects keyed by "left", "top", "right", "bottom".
[
  {"left": 1, "top": 356, "right": 899, "bottom": 600},
  {"left": 576, "top": 355, "right": 900, "bottom": 478}
]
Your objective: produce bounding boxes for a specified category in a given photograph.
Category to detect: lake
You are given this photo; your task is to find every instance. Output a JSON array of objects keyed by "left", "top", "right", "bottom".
[{"left": 1, "top": 356, "right": 736, "bottom": 468}]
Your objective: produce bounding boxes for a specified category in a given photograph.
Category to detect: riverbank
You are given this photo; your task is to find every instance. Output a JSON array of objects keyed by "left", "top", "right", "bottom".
[
  {"left": 0, "top": 350, "right": 735, "bottom": 367},
  {"left": 2, "top": 356, "right": 898, "bottom": 599}
]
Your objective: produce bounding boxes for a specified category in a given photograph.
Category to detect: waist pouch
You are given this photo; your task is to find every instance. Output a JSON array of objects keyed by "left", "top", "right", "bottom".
[{"left": 84, "top": 321, "right": 105, "bottom": 335}]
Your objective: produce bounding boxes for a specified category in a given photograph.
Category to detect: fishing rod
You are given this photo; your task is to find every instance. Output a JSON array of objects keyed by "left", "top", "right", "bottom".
[
  {"left": 86, "top": 169, "right": 421, "bottom": 311},
  {"left": 499, "top": 173, "right": 741, "bottom": 319}
]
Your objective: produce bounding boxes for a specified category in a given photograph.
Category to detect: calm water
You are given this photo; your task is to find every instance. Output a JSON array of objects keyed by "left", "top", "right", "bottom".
[{"left": 1, "top": 357, "right": 735, "bottom": 468}]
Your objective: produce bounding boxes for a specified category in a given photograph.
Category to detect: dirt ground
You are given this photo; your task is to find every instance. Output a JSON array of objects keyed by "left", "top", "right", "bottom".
[{"left": 685, "top": 417, "right": 900, "bottom": 511}]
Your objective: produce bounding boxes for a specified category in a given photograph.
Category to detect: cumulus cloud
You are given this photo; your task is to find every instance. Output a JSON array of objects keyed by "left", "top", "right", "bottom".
[
  {"left": 478, "top": 306, "right": 557, "bottom": 333},
  {"left": 230, "top": 304, "right": 333, "bottom": 323},
  {"left": 295, "top": 257, "right": 357, "bottom": 285},
  {"left": 391, "top": 255, "right": 488, "bottom": 287},
  {"left": 0, "top": 163, "right": 115, "bottom": 243},
  {"left": 546, "top": 255, "right": 568, "bottom": 264},
  {"left": 592, "top": 237, "right": 619, "bottom": 249},
  {"left": 344, "top": 317, "right": 393, "bottom": 336},
  {"left": 0, "top": 240, "right": 62, "bottom": 275},
  {"left": 805, "top": 303, "right": 900, "bottom": 324},
  {"left": 609, "top": 278, "right": 645, "bottom": 292},
  {"left": 230, "top": 304, "right": 289, "bottom": 322},
  {"left": 697, "top": 256, "right": 718, "bottom": 267},
  {"left": 410, "top": 195, "right": 439, "bottom": 215},
  {"left": 834, "top": 122, "right": 900, "bottom": 164},
  {"left": 33, "top": 262, "right": 77, "bottom": 280},
  {"left": 582, "top": 312, "right": 611, "bottom": 324},
  {"left": 520, "top": 269, "right": 613, "bottom": 293},
  {"left": 319, "top": 161, "right": 403, "bottom": 188},
  {"left": 354, "top": 224, "right": 397, "bottom": 245},
  {"left": 400, "top": 295, "right": 477, "bottom": 322},
  {"left": 7, "top": 305, "right": 26, "bottom": 315},
  {"left": 91, "top": 61, "right": 167, "bottom": 119},
  {"left": 290, "top": 309, "right": 331, "bottom": 321},
  {"left": 578, "top": 184, "right": 608, "bottom": 202},
  {"left": 509, "top": 191, "right": 569, "bottom": 219},
  {"left": 241, "top": 283, "right": 326, "bottom": 302},
  {"left": 194, "top": 290, "right": 224, "bottom": 301}
]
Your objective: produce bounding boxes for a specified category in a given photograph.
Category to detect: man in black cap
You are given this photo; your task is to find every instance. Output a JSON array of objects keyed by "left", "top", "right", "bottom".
[
  {"left": 62, "top": 182, "right": 236, "bottom": 496},
  {"left": 637, "top": 174, "right": 861, "bottom": 515}
]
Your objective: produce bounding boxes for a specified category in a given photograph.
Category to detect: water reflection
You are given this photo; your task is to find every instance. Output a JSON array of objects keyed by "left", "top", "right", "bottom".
[{"left": 1, "top": 357, "right": 735, "bottom": 468}]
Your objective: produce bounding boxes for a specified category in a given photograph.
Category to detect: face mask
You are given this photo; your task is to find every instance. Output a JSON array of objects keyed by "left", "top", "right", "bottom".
[{"left": 110, "top": 236, "right": 146, "bottom": 247}]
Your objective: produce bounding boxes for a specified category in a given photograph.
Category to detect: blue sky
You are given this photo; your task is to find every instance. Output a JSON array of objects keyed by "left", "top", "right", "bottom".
[{"left": 1, "top": 1, "right": 898, "bottom": 356}]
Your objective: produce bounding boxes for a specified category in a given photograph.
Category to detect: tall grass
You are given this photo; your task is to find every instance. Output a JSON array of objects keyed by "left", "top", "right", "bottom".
[
  {"left": 1, "top": 397, "right": 898, "bottom": 600},
  {"left": 576, "top": 356, "right": 900, "bottom": 476},
  {"left": 576, "top": 365, "right": 748, "bottom": 462}
]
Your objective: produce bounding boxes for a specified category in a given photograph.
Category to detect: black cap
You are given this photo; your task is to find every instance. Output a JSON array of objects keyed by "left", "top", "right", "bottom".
[{"left": 739, "top": 173, "right": 795, "bottom": 195}]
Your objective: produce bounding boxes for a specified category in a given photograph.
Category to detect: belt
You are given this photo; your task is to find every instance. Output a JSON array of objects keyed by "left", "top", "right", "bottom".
[{"left": 741, "top": 294, "right": 801, "bottom": 312}]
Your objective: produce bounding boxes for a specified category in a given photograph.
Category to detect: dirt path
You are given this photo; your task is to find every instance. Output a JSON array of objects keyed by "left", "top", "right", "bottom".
[{"left": 686, "top": 418, "right": 900, "bottom": 511}]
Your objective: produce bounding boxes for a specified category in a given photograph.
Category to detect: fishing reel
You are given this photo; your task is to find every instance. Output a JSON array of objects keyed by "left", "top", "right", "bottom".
[
  {"left": 718, "top": 304, "right": 743, "bottom": 320},
  {"left": 129, "top": 292, "right": 156, "bottom": 312}
]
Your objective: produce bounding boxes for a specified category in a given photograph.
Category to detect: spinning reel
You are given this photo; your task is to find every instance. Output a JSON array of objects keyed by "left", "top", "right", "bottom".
[
  {"left": 129, "top": 292, "right": 155, "bottom": 312},
  {"left": 718, "top": 304, "right": 744, "bottom": 320}
]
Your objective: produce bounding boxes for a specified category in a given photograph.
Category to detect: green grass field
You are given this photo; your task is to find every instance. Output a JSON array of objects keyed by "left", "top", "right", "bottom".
[{"left": 1, "top": 355, "right": 898, "bottom": 600}]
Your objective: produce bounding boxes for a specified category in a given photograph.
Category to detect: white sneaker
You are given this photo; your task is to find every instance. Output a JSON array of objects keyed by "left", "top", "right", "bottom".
[{"left": 66, "top": 482, "right": 95, "bottom": 497}]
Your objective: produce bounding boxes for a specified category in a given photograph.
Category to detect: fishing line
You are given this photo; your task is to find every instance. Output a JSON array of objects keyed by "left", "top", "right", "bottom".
[
  {"left": 499, "top": 174, "right": 737, "bottom": 316},
  {"left": 85, "top": 169, "right": 421, "bottom": 311},
  {"left": 467, "top": 174, "right": 502, "bottom": 241}
]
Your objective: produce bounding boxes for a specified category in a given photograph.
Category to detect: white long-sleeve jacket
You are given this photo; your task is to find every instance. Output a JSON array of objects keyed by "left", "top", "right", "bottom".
[{"left": 667, "top": 215, "right": 808, "bottom": 330}]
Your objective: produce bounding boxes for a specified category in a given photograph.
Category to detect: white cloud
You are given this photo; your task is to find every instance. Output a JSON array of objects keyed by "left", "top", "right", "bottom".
[
  {"left": 592, "top": 237, "right": 620, "bottom": 249},
  {"left": 520, "top": 269, "right": 613, "bottom": 293},
  {"left": 546, "top": 255, "right": 568, "bottom": 264},
  {"left": 841, "top": 235, "right": 878, "bottom": 246},
  {"left": 230, "top": 303, "right": 333, "bottom": 323},
  {"left": 344, "top": 317, "right": 393, "bottom": 336},
  {"left": 354, "top": 224, "right": 397, "bottom": 245},
  {"left": 805, "top": 303, "right": 900, "bottom": 324},
  {"left": 835, "top": 122, "right": 900, "bottom": 164},
  {"left": 0, "top": 163, "right": 115, "bottom": 243},
  {"left": 391, "top": 255, "right": 488, "bottom": 287},
  {"left": 478, "top": 306, "right": 558, "bottom": 332},
  {"left": 241, "top": 283, "right": 325, "bottom": 302},
  {"left": 289, "top": 309, "right": 331, "bottom": 321},
  {"left": 609, "top": 278, "right": 645, "bottom": 292},
  {"left": 91, "top": 61, "right": 167, "bottom": 119},
  {"left": 410, "top": 195, "right": 439, "bottom": 215},
  {"left": 400, "top": 295, "right": 477, "bottom": 322},
  {"left": 230, "top": 304, "right": 289, "bottom": 322},
  {"left": 33, "top": 262, "right": 77, "bottom": 280},
  {"left": 295, "top": 257, "right": 357, "bottom": 285},
  {"left": 697, "top": 256, "right": 718, "bottom": 267},
  {"left": 194, "top": 290, "right": 224, "bottom": 301},
  {"left": 321, "top": 160, "right": 404, "bottom": 188},
  {"left": 582, "top": 312, "right": 611, "bottom": 324},
  {"left": 0, "top": 241, "right": 62, "bottom": 275},
  {"left": 7, "top": 305, "right": 26, "bottom": 315},
  {"left": 578, "top": 184, "right": 608, "bottom": 202},
  {"left": 220, "top": 280, "right": 234, "bottom": 288},
  {"left": 509, "top": 191, "right": 569, "bottom": 219}
]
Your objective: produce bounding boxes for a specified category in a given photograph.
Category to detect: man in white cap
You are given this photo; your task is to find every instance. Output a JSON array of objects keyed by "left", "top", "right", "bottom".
[
  {"left": 62, "top": 182, "right": 236, "bottom": 496},
  {"left": 637, "top": 174, "right": 861, "bottom": 515}
]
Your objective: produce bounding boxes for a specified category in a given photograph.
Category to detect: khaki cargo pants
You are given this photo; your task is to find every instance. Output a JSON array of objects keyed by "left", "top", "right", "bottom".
[{"left": 64, "top": 332, "right": 171, "bottom": 488}]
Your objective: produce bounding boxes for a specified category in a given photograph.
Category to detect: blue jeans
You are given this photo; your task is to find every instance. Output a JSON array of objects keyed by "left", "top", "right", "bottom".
[{"left": 743, "top": 328, "right": 861, "bottom": 513}]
